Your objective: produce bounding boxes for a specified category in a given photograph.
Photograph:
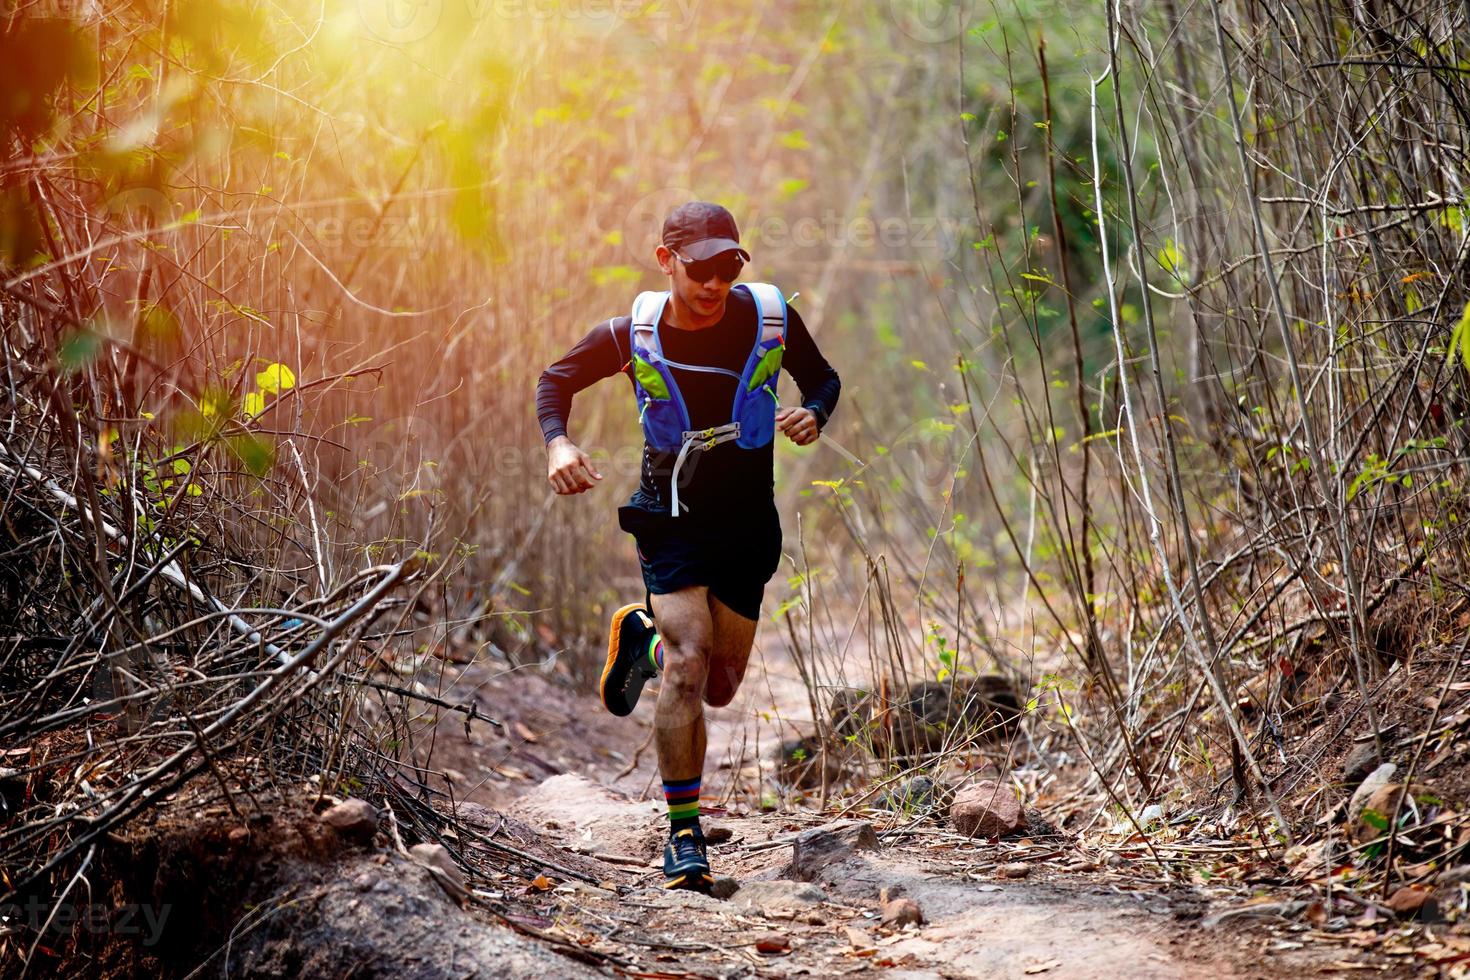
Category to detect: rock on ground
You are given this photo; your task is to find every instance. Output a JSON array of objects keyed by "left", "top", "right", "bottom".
[
  {"left": 881, "top": 897, "right": 924, "bottom": 927},
  {"left": 1339, "top": 740, "right": 1382, "bottom": 788},
  {"left": 790, "top": 821, "right": 879, "bottom": 882},
  {"left": 949, "top": 780, "right": 1025, "bottom": 838},
  {"left": 882, "top": 775, "right": 949, "bottom": 814},
  {"left": 226, "top": 852, "right": 600, "bottom": 978},
  {"left": 319, "top": 798, "right": 379, "bottom": 844}
]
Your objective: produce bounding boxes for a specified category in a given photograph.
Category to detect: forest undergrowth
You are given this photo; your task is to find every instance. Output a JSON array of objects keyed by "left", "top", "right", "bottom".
[{"left": 5, "top": 0, "right": 1470, "bottom": 974}]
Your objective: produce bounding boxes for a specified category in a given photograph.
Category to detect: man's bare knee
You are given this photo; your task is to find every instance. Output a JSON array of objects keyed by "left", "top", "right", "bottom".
[{"left": 661, "top": 640, "right": 710, "bottom": 705}]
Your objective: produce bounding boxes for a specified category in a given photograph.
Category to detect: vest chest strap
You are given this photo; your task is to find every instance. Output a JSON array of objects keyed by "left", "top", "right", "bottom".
[{"left": 669, "top": 422, "right": 741, "bottom": 517}]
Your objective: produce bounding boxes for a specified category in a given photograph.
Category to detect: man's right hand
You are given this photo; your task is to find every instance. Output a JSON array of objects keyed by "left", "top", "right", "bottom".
[{"left": 546, "top": 436, "right": 603, "bottom": 495}]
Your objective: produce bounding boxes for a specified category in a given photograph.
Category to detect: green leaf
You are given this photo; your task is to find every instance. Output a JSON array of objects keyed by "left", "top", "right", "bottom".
[
  {"left": 1156, "top": 238, "right": 1190, "bottom": 283},
  {"left": 229, "top": 434, "right": 275, "bottom": 476},
  {"left": 770, "top": 596, "right": 802, "bottom": 620},
  {"left": 777, "top": 178, "right": 809, "bottom": 200},
  {"left": 777, "top": 130, "right": 810, "bottom": 150},
  {"left": 58, "top": 330, "right": 102, "bottom": 373},
  {"left": 747, "top": 345, "right": 784, "bottom": 391},
  {"left": 633, "top": 355, "right": 670, "bottom": 400},
  {"left": 1448, "top": 300, "right": 1470, "bottom": 374},
  {"left": 255, "top": 362, "right": 296, "bottom": 395}
]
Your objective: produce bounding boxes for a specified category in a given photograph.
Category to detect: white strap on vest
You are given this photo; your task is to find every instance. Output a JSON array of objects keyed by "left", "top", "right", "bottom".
[
  {"left": 670, "top": 421, "right": 740, "bottom": 516},
  {"left": 631, "top": 290, "right": 668, "bottom": 351},
  {"left": 742, "top": 281, "right": 786, "bottom": 343}
]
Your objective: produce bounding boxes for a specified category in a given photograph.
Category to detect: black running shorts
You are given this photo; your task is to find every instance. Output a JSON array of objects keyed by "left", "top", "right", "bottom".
[{"left": 617, "top": 503, "right": 783, "bottom": 622}]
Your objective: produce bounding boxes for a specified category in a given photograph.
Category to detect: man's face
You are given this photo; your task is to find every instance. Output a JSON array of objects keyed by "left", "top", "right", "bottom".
[{"left": 657, "top": 245, "right": 737, "bottom": 319}]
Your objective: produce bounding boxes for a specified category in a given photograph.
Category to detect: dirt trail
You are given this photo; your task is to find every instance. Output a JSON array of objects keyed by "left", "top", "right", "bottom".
[
  {"left": 489, "top": 773, "right": 1348, "bottom": 980},
  {"left": 384, "top": 630, "right": 1398, "bottom": 979}
]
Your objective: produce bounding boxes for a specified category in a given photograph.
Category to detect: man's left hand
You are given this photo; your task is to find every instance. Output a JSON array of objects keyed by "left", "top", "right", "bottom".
[{"left": 775, "top": 406, "right": 820, "bottom": 446}]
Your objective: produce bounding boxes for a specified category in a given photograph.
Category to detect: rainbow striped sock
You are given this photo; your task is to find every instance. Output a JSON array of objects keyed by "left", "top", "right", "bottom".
[
  {"left": 663, "top": 775, "right": 701, "bottom": 832},
  {"left": 647, "top": 635, "right": 663, "bottom": 672}
]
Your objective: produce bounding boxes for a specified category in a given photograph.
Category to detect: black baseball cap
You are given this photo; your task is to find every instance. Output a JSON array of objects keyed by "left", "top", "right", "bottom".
[{"left": 661, "top": 202, "right": 751, "bottom": 262}]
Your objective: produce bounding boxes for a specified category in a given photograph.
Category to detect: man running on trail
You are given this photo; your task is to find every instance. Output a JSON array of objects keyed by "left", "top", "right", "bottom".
[{"left": 536, "top": 201, "right": 841, "bottom": 891}]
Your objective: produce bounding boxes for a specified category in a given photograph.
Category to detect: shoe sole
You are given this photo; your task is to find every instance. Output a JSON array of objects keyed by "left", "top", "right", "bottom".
[
  {"left": 599, "top": 602, "right": 650, "bottom": 717},
  {"left": 663, "top": 871, "right": 715, "bottom": 892}
]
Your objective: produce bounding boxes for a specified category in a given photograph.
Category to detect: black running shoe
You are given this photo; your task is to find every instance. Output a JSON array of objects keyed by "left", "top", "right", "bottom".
[
  {"left": 662, "top": 826, "right": 714, "bottom": 892},
  {"left": 599, "top": 602, "right": 659, "bottom": 717}
]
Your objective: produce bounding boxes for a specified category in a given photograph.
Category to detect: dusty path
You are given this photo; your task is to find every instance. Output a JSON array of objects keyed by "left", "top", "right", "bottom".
[
  {"left": 501, "top": 774, "right": 1190, "bottom": 979},
  {"left": 480, "top": 773, "right": 1356, "bottom": 979},
  {"left": 394, "top": 635, "right": 1400, "bottom": 978}
]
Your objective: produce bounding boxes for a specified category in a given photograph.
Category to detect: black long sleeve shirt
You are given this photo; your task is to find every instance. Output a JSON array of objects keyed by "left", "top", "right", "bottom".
[{"left": 536, "top": 287, "right": 840, "bottom": 521}]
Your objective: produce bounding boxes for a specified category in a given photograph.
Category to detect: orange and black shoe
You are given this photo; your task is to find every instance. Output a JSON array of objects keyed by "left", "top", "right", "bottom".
[
  {"left": 662, "top": 827, "right": 714, "bottom": 892},
  {"left": 599, "top": 602, "right": 659, "bottom": 717}
]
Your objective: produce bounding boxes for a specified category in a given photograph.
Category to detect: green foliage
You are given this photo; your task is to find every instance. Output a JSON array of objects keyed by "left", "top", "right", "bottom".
[
  {"left": 57, "top": 330, "right": 102, "bottom": 373},
  {"left": 1447, "top": 300, "right": 1470, "bottom": 374}
]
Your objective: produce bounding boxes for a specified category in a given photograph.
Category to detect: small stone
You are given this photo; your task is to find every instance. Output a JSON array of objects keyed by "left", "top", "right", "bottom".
[
  {"left": 709, "top": 876, "right": 741, "bottom": 900},
  {"left": 704, "top": 825, "right": 733, "bottom": 845},
  {"left": 1340, "top": 741, "right": 1381, "bottom": 788},
  {"left": 754, "top": 931, "right": 790, "bottom": 954},
  {"left": 791, "top": 821, "right": 879, "bottom": 882},
  {"left": 321, "top": 798, "right": 379, "bottom": 843},
  {"left": 880, "top": 897, "right": 923, "bottom": 928},
  {"left": 803, "top": 912, "right": 825, "bottom": 926},
  {"left": 998, "top": 862, "right": 1031, "bottom": 879},
  {"left": 882, "top": 775, "right": 947, "bottom": 813},
  {"left": 227, "top": 826, "right": 249, "bottom": 845},
  {"left": 351, "top": 871, "right": 378, "bottom": 892},
  {"left": 949, "top": 781, "right": 1025, "bottom": 838}
]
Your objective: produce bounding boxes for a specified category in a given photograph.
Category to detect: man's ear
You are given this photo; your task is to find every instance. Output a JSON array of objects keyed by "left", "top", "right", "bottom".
[{"left": 654, "top": 244, "right": 675, "bottom": 276}]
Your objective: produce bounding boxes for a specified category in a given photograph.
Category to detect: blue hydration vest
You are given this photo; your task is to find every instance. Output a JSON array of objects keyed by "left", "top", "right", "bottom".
[{"left": 624, "top": 282, "right": 788, "bottom": 516}]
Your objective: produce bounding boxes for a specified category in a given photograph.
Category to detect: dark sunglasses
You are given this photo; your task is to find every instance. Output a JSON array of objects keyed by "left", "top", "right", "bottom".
[{"left": 670, "top": 248, "right": 744, "bottom": 284}]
